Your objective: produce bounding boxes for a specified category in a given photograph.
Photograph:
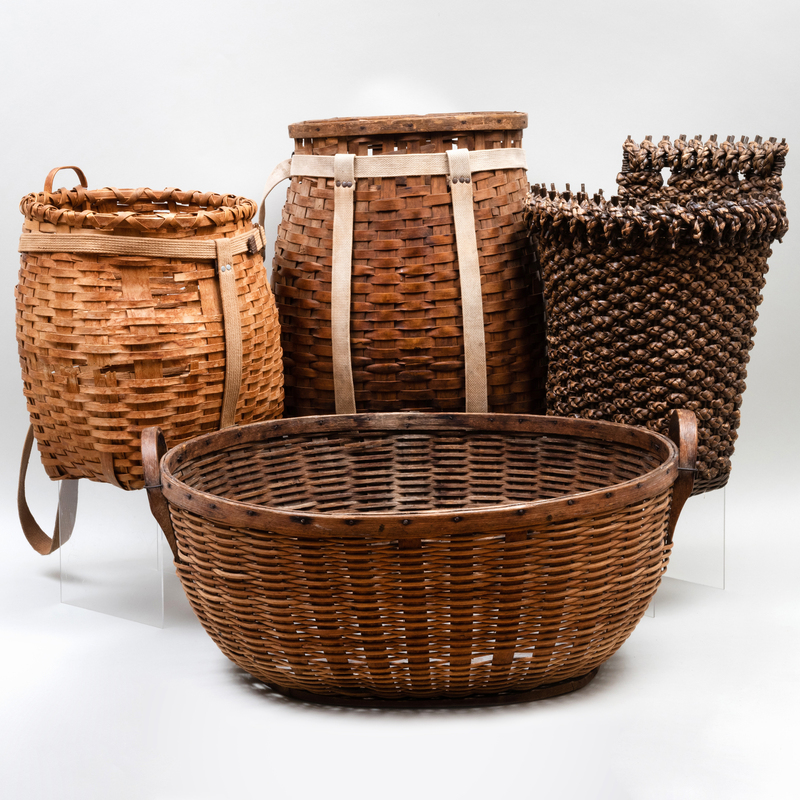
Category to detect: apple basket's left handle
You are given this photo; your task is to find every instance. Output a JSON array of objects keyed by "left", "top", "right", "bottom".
[
  {"left": 142, "top": 427, "right": 179, "bottom": 561},
  {"left": 666, "top": 409, "right": 698, "bottom": 544}
]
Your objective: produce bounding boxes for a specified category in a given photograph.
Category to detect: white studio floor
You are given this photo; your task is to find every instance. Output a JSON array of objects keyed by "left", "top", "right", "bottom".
[{"left": 1, "top": 460, "right": 798, "bottom": 800}]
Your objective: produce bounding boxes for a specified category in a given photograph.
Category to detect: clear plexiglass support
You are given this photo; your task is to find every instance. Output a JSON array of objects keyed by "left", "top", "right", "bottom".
[
  {"left": 59, "top": 480, "right": 165, "bottom": 627},
  {"left": 53, "top": 473, "right": 725, "bottom": 626},
  {"left": 647, "top": 487, "right": 726, "bottom": 617}
]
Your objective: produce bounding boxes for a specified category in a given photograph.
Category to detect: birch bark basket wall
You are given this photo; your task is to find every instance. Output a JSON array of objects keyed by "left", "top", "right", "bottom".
[
  {"left": 262, "top": 112, "right": 547, "bottom": 417},
  {"left": 16, "top": 167, "right": 284, "bottom": 554}
]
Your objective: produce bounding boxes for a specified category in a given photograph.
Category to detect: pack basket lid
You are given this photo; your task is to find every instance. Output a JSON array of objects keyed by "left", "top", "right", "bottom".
[{"left": 288, "top": 112, "right": 528, "bottom": 138}]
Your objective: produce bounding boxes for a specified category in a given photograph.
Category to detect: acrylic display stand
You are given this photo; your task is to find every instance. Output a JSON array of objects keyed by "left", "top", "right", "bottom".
[
  {"left": 647, "top": 488, "right": 726, "bottom": 616},
  {"left": 665, "top": 488, "right": 726, "bottom": 588},
  {"left": 53, "top": 472, "right": 724, "bottom": 627},
  {"left": 58, "top": 480, "right": 166, "bottom": 627}
]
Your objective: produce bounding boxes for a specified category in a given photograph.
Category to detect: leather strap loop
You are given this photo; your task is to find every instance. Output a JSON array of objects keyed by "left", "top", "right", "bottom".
[
  {"left": 18, "top": 425, "right": 79, "bottom": 555},
  {"left": 258, "top": 158, "right": 293, "bottom": 228},
  {"left": 99, "top": 450, "right": 123, "bottom": 488}
]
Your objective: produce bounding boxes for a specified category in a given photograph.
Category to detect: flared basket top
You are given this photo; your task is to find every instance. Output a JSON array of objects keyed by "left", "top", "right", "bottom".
[
  {"left": 526, "top": 134, "right": 789, "bottom": 251},
  {"left": 159, "top": 412, "right": 680, "bottom": 538},
  {"left": 288, "top": 112, "right": 528, "bottom": 139}
]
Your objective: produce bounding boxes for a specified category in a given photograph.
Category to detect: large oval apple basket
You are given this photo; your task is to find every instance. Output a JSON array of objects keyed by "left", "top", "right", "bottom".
[{"left": 143, "top": 410, "right": 696, "bottom": 708}]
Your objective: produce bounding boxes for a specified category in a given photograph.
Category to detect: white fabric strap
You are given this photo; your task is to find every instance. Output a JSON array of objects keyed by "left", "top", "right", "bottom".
[
  {"left": 292, "top": 148, "right": 526, "bottom": 180},
  {"left": 331, "top": 154, "right": 357, "bottom": 414},
  {"left": 215, "top": 237, "right": 243, "bottom": 428},
  {"left": 257, "top": 149, "right": 527, "bottom": 221},
  {"left": 446, "top": 149, "right": 488, "bottom": 413}
]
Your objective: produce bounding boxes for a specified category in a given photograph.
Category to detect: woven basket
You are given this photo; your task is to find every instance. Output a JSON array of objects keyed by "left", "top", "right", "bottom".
[
  {"left": 262, "top": 112, "right": 546, "bottom": 417},
  {"left": 144, "top": 410, "right": 696, "bottom": 707},
  {"left": 16, "top": 166, "right": 284, "bottom": 553},
  {"left": 526, "top": 135, "right": 788, "bottom": 494}
]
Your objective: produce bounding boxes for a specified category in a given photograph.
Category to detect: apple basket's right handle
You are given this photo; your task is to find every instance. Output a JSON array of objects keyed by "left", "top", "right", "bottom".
[
  {"left": 142, "top": 426, "right": 179, "bottom": 561},
  {"left": 666, "top": 409, "right": 698, "bottom": 544}
]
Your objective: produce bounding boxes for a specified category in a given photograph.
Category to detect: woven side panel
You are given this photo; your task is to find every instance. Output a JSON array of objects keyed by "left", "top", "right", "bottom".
[
  {"left": 16, "top": 216, "right": 283, "bottom": 490},
  {"left": 272, "top": 127, "right": 546, "bottom": 415},
  {"left": 171, "top": 492, "right": 672, "bottom": 700},
  {"left": 539, "top": 238, "right": 769, "bottom": 493}
]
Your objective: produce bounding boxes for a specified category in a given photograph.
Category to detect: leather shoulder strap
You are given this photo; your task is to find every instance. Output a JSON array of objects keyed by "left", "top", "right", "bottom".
[{"left": 18, "top": 425, "right": 79, "bottom": 555}]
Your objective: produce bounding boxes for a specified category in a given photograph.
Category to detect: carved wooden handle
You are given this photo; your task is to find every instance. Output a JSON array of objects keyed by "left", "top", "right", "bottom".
[
  {"left": 666, "top": 409, "right": 698, "bottom": 543},
  {"left": 141, "top": 426, "right": 179, "bottom": 561}
]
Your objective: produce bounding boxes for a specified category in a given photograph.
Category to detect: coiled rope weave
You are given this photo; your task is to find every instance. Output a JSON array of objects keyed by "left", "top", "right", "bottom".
[{"left": 526, "top": 135, "right": 788, "bottom": 494}]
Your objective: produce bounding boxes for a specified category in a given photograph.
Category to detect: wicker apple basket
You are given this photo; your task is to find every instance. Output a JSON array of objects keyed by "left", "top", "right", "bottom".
[{"left": 143, "top": 410, "right": 696, "bottom": 708}]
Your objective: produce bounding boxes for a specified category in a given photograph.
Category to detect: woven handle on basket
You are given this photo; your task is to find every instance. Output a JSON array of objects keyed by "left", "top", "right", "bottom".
[
  {"left": 44, "top": 166, "right": 88, "bottom": 193},
  {"left": 666, "top": 409, "right": 698, "bottom": 543},
  {"left": 142, "top": 427, "right": 179, "bottom": 561}
]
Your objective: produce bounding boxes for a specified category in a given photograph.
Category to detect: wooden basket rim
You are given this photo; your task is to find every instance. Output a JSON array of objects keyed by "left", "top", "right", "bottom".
[
  {"left": 160, "top": 412, "right": 679, "bottom": 539},
  {"left": 288, "top": 112, "right": 528, "bottom": 139}
]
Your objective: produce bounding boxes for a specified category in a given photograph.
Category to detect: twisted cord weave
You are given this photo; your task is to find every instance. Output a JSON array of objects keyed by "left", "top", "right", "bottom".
[{"left": 526, "top": 135, "right": 788, "bottom": 493}]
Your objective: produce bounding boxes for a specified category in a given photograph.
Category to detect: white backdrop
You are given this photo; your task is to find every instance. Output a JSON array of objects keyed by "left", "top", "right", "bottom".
[{"left": 1, "top": 2, "right": 798, "bottom": 798}]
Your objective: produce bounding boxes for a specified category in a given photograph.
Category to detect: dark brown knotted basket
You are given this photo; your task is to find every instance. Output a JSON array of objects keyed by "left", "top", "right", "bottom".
[
  {"left": 526, "top": 135, "right": 788, "bottom": 493},
  {"left": 16, "top": 166, "right": 284, "bottom": 553},
  {"left": 266, "top": 112, "right": 546, "bottom": 417},
  {"left": 144, "top": 410, "right": 696, "bottom": 708}
]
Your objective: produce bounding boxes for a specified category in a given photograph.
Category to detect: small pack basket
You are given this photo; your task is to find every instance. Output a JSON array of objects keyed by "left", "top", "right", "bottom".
[
  {"left": 261, "top": 112, "right": 547, "bottom": 417},
  {"left": 16, "top": 166, "right": 284, "bottom": 553},
  {"left": 144, "top": 410, "right": 696, "bottom": 708},
  {"left": 526, "top": 135, "right": 788, "bottom": 493}
]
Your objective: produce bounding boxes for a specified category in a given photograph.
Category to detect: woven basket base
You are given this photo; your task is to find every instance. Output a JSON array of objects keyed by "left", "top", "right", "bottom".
[{"left": 266, "top": 668, "right": 599, "bottom": 709}]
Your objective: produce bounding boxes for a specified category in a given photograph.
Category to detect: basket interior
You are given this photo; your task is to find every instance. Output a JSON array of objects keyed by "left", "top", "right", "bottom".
[{"left": 170, "top": 426, "right": 664, "bottom": 515}]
